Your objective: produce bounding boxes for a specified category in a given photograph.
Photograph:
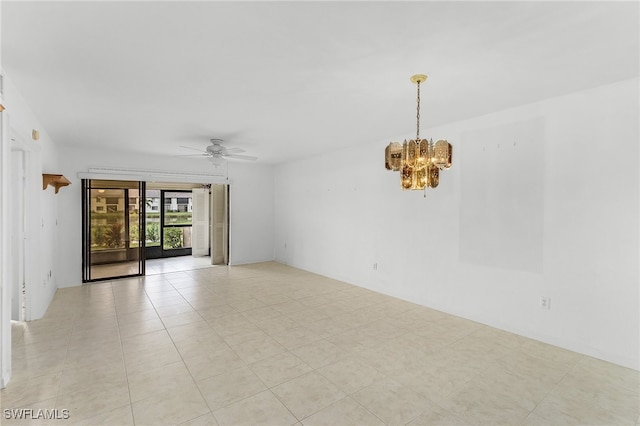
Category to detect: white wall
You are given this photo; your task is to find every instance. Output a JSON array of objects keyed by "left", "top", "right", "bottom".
[
  {"left": 226, "top": 161, "right": 275, "bottom": 266},
  {"left": 274, "top": 77, "right": 639, "bottom": 370},
  {"left": 0, "top": 1, "right": 9, "bottom": 388},
  {"left": 0, "top": 68, "right": 60, "bottom": 387},
  {"left": 3, "top": 75, "right": 59, "bottom": 321},
  {"left": 0, "top": 114, "right": 9, "bottom": 387},
  {"left": 55, "top": 145, "right": 275, "bottom": 287}
]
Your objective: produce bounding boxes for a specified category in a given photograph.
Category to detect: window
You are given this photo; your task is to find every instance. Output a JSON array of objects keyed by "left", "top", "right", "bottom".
[{"left": 146, "top": 189, "right": 193, "bottom": 257}]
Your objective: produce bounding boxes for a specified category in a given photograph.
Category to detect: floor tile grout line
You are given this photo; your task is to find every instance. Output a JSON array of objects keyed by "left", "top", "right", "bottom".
[
  {"left": 51, "top": 282, "right": 116, "bottom": 413},
  {"left": 165, "top": 271, "right": 339, "bottom": 423},
  {"left": 47, "top": 296, "right": 74, "bottom": 411},
  {"left": 120, "top": 274, "right": 204, "bottom": 424},
  {"left": 110, "top": 280, "right": 138, "bottom": 426},
  {"left": 163, "top": 277, "right": 230, "bottom": 425},
  {"left": 517, "top": 353, "right": 585, "bottom": 425},
  {"left": 267, "top": 379, "right": 309, "bottom": 424},
  {"left": 311, "top": 367, "right": 389, "bottom": 425}
]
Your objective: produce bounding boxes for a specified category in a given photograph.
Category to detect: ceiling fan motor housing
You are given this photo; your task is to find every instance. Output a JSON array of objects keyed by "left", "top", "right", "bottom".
[{"left": 206, "top": 144, "right": 223, "bottom": 155}]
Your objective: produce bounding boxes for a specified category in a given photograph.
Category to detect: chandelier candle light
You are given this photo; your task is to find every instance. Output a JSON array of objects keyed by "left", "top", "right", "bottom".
[{"left": 385, "top": 74, "right": 452, "bottom": 193}]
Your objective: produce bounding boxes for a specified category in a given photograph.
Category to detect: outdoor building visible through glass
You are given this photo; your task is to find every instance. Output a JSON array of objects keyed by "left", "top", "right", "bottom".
[{"left": 385, "top": 74, "right": 452, "bottom": 194}]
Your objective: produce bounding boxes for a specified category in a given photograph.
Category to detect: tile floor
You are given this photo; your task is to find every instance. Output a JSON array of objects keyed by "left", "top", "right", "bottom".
[
  {"left": 89, "top": 255, "right": 215, "bottom": 280},
  {"left": 2, "top": 262, "right": 638, "bottom": 425},
  {"left": 145, "top": 256, "right": 218, "bottom": 276}
]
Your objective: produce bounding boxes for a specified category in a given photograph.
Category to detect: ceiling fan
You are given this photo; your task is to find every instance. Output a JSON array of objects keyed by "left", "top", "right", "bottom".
[{"left": 180, "top": 139, "right": 257, "bottom": 162}]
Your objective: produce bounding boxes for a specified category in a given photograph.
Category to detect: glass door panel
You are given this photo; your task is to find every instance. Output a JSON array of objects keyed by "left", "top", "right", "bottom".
[
  {"left": 161, "top": 190, "right": 193, "bottom": 256},
  {"left": 146, "top": 189, "right": 193, "bottom": 259},
  {"left": 144, "top": 189, "right": 161, "bottom": 258},
  {"left": 82, "top": 180, "right": 145, "bottom": 282}
]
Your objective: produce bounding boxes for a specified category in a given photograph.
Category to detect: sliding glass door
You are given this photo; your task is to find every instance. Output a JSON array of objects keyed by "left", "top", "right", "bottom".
[
  {"left": 82, "top": 179, "right": 145, "bottom": 282},
  {"left": 82, "top": 180, "right": 226, "bottom": 281}
]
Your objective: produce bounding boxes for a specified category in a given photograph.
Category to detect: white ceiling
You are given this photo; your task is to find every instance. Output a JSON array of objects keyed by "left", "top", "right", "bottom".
[{"left": 2, "top": 1, "right": 638, "bottom": 164}]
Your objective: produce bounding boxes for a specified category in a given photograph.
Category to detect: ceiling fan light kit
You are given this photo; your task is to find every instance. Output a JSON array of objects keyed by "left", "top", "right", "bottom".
[
  {"left": 180, "top": 139, "right": 258, "bottom": 163},
  {"left": 385, "top": 74, "right": 452, "bottom": 195},
  {"left": 208, "top": 156, "right": 226, "bottom": 166}
]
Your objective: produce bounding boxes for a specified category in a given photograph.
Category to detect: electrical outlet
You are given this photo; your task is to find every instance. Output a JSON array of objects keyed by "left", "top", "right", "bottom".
[
  {"left": 373, "top": 263, "right": 378, "bottom": 271},
  {"left": 540, "top": 297, "right": 551, "bottom": 310}
]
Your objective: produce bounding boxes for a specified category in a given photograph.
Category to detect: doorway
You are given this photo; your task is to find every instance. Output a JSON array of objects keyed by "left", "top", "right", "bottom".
[
  {"left": 9, "top": 131, "right": 38, "bottom": 321},
  {"left": 10, "top": 148, "right": 26, "bottom": 321},
  {"left": 81, "top": 180, "right": 229, "bottom": 282}
]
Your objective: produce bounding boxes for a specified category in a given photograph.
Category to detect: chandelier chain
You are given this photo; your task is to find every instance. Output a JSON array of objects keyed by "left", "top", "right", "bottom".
[{"left": 416, "top": 81, "right": 421, "bottom": 141}]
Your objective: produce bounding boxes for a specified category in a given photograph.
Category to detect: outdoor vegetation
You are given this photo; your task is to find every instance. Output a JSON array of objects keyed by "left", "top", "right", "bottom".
[
  {"left": 90, "top": 211, "right": 190, "bottom": 250},
  {"left": 90, "top": 213, "right": 131, "bottom": 250}
]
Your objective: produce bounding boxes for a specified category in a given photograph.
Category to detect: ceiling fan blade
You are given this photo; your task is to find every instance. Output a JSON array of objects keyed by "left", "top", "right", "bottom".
[
  {"left": 225, "top": 147, "right": 245, "bottom": 154},
  {"left": 180, "top": 145, "right": 205, "bottom": 153},
  {"left": 225, "top": 154, "right": 257, "bottom": 161},
  {"left": 177, "top": 153, "right": 208, "bottom": 157}
]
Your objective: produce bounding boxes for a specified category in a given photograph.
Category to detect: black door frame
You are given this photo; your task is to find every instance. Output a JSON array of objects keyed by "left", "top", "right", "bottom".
[
  {"left": 81, "top": 179, "right": 146, "bottom": 283},
  {"left": 145, "top": 189, "right": 193, "bottom": 260}
]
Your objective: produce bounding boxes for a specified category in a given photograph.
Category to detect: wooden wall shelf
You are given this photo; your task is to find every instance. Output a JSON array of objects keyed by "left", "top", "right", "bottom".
[{"left": 42, "top": 174, "right": 71, "bottom": 193}]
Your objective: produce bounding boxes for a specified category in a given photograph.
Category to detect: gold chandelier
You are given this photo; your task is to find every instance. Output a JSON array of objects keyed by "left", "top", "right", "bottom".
[{"left": 385, "top": 74, "right": 452, "bottom": 191}]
